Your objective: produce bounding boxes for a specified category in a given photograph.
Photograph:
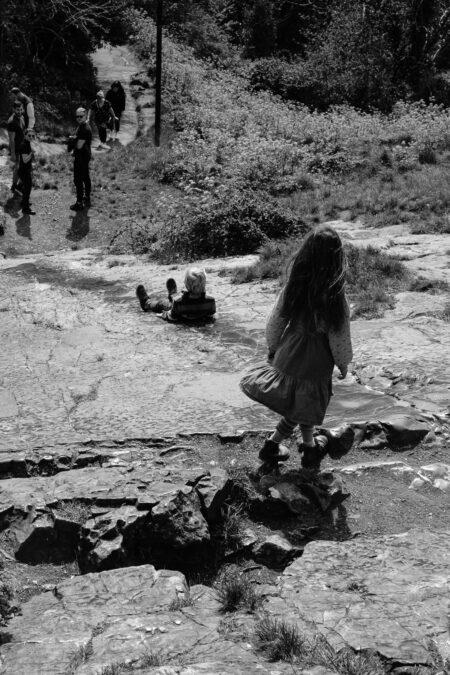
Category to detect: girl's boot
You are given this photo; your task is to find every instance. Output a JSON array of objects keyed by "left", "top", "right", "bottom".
[
  {"left": 259, "top": 438, "right": 290, "bottom": 462},
  {"left": 299, "top": 435, "right": 328, "bottom": 471}
]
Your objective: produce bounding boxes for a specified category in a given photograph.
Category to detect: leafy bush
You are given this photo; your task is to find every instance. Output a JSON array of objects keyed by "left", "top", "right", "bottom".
[{"left": 153, "top": 191, "right": 306, "bottom": 260}]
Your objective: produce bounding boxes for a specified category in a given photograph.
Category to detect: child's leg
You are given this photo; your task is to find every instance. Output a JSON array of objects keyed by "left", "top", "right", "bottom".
[
  {"left": 300, "top": 424, "right": 315, "bottom": 447},
  {"left": 269, "top": 417, "right": 297, "bottom": 444},
  {"left": 145, "top": 298, "right": 172, "bottom": 313},
  {"left": 19, "top": 168, "right": 32, "bottom": 207}
]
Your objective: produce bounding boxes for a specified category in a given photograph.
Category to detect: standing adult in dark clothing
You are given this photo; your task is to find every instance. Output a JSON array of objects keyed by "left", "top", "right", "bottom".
[
  {"left": 18, "top": 129, "right": 35, "bottom": 215},
  {"left": 7, "top": 101, "right": 25, "bottom": 193},
  {"left": 10, "top": 87, "right": 35, "bottom": 130},
  {"left": 105, "top": 81, "right": 126, "bottom": 139},
  {"left": 87, "top": 90, "right": 115, "bottom": 147},
  {"left": 68, "top": 107, "right": 92, "bottom": 211}
]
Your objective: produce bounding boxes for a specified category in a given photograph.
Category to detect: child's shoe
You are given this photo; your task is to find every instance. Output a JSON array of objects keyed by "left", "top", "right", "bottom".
[
  {"left": 259, "top": 438, "right": 290, "bottom": 462},
  {"left": 136, "top": 284, "right": 149, "bottom": 310},
  {"left": 166, "top": 278, "right": 177, "bottom": 297},
  {"left": 299, "top": 435, "right": 328, "bottom": 471}
]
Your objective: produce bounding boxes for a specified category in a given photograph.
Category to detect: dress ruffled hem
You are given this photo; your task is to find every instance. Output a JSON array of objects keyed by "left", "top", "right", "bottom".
[{"left": 240, "top": 361, "right": 331, "bottom": 426}]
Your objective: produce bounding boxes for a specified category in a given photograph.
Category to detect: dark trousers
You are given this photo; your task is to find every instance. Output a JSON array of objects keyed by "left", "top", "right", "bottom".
[
  {"left": 98, "top": 125, "right": 107, "bottom": 143},
  {"left": 18, "top": 165, "right": 32, "bottom": 207},
  {"left": 73, "top": 157, "right": 91, "bottom": 203},
  {"left": 145, "top": 297, "right": 171, "bottom": 312},
  {"left": 114, "top": 114, "right": 121, "bottom": 132}
]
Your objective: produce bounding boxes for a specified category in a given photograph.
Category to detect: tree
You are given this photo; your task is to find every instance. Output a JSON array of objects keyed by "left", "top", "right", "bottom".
[{"left": 0, "top": 0, "right": 125, "bottom": 112}]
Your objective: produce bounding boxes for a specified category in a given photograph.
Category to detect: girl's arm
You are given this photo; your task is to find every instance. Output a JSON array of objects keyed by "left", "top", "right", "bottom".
[
  {"left": 266, "top": 288, "right": 289, "bottom": 358},
  {"left": 328, "top": 296, "right": 353, "bottom": 377}
]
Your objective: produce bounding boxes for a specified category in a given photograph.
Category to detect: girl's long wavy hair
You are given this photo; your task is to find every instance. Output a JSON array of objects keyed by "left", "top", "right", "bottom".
[{"left": 282, "top": 225, "right": 347, "bottom": 333}]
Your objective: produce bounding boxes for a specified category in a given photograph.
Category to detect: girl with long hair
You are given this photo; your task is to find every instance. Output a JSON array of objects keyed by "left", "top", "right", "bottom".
[{"left": 240, "top": 225, "right": 353, "bottom": 470}]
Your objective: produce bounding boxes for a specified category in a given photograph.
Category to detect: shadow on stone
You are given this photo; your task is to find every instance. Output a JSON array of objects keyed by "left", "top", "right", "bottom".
[
  {"left": 15, "top": 214, "right": 31, "bottom": 240},
  {"left": 67, "top": 211, "right": 90, "bottom": 241}
]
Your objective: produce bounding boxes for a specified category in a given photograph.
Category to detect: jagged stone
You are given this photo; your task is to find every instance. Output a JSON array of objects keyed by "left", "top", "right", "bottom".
[
  {"left": 268, "top": 482, "right": 311, "bottom": 514},
  {"left": 379, "top": 413, "right": 429, "bottom": 446},
  {"left": 252, "top": 534, "right": 302, "bottom": 568},
  {"left": 194, "top": 466, "right": 230, "bottom": 521},
  {"left": 267, "top": 528, "right": 450, "bottom": 664},
  {"left": 0, "top": 453, "right": 227, "bottom": 571}
]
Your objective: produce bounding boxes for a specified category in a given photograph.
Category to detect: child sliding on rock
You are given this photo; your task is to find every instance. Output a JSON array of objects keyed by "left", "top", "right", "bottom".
[
  {"left": 240, "top": 225, "right": 354, "bottom": 471},
  {"left": 136, "top": 267, "right": 216, "bottom": 322}
]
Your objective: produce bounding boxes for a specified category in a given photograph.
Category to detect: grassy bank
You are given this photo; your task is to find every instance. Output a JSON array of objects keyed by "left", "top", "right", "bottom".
[
  {"left": 92, "top": 13, "right": 450, "bottom": 260},
  {"left": 220, "top": 240, "right": 410, "bottom": 319},
  {"left": 40, "top": 15, "right": 449, "bottom": 317}
]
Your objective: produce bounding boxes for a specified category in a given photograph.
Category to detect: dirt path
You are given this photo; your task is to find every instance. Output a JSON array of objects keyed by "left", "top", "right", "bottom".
[{"left": 0, "top": 45, "right": 150, "bottom": 257}]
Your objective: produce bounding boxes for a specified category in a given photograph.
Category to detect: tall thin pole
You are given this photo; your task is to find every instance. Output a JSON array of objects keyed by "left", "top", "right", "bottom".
[{"left": 155, "top": 0, "right": 163, "bottom": 146}]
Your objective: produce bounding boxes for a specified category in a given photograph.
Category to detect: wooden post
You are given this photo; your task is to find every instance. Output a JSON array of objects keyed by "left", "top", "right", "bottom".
[{"left": 154, "top": 0, "right": 163, "bottom": 146}]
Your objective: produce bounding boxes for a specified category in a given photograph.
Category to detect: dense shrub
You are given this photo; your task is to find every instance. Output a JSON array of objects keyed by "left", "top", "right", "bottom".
[{"left": 153, "top": 191, "right": 306, "bottom": 260}]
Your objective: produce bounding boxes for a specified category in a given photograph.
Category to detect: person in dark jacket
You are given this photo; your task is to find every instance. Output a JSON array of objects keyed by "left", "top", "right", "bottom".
[
  {"left": 68, "top": 107, "right": 92, "bottom": 211},
  {"left": 105, "top": 81, "right": 126, "bottom": 139},
  {"left": 136, "top": 267, "right": 216, "bottom": 322},
  {"left": 18, "top": 128, "right": 35, "bottom": 214}
]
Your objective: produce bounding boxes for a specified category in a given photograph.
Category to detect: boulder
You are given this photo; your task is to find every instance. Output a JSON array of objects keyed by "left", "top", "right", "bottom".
[
  {"left": 252, "top": 534, "right": 302, "bottom": 568},
  {"left": 379, "top": 414, "right": 429, "bottom": 446}
]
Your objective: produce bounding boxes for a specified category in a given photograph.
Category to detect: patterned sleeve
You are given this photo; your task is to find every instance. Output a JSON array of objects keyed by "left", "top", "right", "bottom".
[
  {"left": 266, "top": 288, "right": 289, "bottom": 354},
  {"left": 328, "top": 295, "right": 353, "bottom": 370}
]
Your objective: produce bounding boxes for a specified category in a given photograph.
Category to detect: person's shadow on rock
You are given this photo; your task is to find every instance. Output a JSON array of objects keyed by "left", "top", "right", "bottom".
[
  {"left": 4, "top": 197, "right": 21, "bottom": 219},
  {"left": 67, "top": 211, "right": 90, "bottom": 242},
  {"left": 16, "top": 214, "right": 31, "bottom": 240}
]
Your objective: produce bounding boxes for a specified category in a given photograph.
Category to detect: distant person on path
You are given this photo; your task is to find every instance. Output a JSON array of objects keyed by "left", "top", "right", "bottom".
[
  {"left": 18, "top": 128, "right": 36, "bottom": 215},
  {"left": 7, "top": 101, "right": 25, "bottom": 194},
  {"left": 240, "top": 225, "right": 354, "bottom": 471},
  {"left": 136, "top": 267, "right": 216, "bottom": 322},
  {"left": 10, "top": 87, "right": 35, "bottom": 130},
  {"left": 105, "top": 81, "right": 126, "bottom": 139},
  {"left": 87, "top": 90, "right": 115, "bottom": 147},
  {"left": 68, "top": 107, "right": 92, "bottom": 211}
]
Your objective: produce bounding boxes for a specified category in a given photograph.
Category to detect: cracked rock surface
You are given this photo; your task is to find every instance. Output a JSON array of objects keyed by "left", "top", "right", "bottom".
[{"left": 265, "top": 528, "right": 450, "bottom": 665}]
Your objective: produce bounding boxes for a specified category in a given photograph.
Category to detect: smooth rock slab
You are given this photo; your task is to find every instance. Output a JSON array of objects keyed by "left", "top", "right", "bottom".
[
  {"left": 0, "top": 565, "right": 292, "bottom": 675},
  {"left": 267, "top": 529, "right": 450, "bottom": 664}
]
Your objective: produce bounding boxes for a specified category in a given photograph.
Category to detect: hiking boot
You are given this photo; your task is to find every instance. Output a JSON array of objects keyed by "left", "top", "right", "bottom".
[
  {"left": 84, "top": 197, "right": 91, "bottom": 207},
  {"left": 136, "top": 284, "right": 149, "bottom": 311},
  {"left": 22, "top": 206, "right": 36, "bottom": 215},
  {"left": 70, "top": 202, "right": 84, "bottom": 211},
  {"left": 166, "top": 277, "right": 177, "bottom": 297},
  {"left": 259, "top": 438, "right": 290, "bottom": 463},
  {"left": 299, "top": 435, "right": 328, "bottom": 471}
]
